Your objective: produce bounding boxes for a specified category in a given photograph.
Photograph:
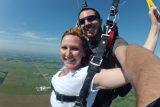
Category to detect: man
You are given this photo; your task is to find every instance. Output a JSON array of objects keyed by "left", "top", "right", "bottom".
[{"left": 78, "top": 7, "right": 160, "bottom": 107}]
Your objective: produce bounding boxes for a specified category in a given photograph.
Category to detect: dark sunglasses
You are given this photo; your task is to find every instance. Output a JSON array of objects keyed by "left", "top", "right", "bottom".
[{"left": 79, "top": 15, "right": 99, "bottom": 25}]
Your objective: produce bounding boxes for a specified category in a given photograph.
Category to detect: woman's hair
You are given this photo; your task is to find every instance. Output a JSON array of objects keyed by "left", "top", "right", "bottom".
[{"left": 61, "top": 27, "right": 92, "bottom": 67}]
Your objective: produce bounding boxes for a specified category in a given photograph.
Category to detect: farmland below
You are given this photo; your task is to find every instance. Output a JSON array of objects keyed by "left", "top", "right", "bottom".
[{"left": 0, "top": 51, "right": 62, "bottom": 107}]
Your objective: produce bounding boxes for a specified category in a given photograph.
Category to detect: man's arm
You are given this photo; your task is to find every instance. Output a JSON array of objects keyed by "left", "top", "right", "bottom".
[
  {"left": 115, "top": 7, "right": 160, "bottom": 72},
  {"left": 114, "top": 7, "right": 160, "bottom": 107},
  {"left": 144, "top": 7, "right": 160, "bottom": 51},
  {"left": 125, "top": 45, "right": 160, "bottom": 107},
  {"left": 93, "top": 45, "right": 160, "bottom": 107}
]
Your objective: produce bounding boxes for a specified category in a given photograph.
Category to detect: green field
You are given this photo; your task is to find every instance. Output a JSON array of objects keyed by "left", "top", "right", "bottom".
[
  {"left": 0, "top": 51, "right": 136, "bottom": 107},
  {"left": 111, "top": 89, "right": 136, "bottom": 107},
  {"left": 0, "top": 52, "right": 62, "bottom": 95}
]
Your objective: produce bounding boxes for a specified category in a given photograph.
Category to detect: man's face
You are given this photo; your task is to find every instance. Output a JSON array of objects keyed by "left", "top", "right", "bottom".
[{"left": 79, "top": 10, "right": 102, "bottom": 39}]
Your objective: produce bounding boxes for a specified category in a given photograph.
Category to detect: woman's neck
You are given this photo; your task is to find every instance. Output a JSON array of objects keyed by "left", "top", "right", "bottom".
[
  {"left": 58, "top": 67, "right": 74, "bottom": 77},
  {"left": 59, "top": 65, "right": 81, "bottom": 77}
]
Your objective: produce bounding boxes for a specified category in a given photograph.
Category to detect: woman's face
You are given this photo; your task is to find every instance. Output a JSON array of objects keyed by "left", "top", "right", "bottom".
[{"left": 60, "top": 34, "right": 85, "bottom": 71}]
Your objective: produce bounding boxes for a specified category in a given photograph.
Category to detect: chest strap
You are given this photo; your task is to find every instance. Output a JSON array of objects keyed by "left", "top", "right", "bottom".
[{"left": 52, "top": 85, "right": 79, "bottom": 102}]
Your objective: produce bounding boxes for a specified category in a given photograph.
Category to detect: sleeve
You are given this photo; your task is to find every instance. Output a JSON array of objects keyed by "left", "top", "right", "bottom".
[
  {"left": 90, "top": 75, "right": 99, "bottom": 92},
  {"left": 112, "top": 36, "right": 128, "bottom": 54},
  {"left": 112, "top": 37, "right": 132, "bottom": 97}
]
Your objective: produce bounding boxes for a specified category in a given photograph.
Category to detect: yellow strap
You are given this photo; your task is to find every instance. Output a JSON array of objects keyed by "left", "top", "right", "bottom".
[
  {"left": 146, "top": 0, "right": 156, "bottom": 8},
  {"left": 146, "top": 0, "right": 160, "bottom": 15}
]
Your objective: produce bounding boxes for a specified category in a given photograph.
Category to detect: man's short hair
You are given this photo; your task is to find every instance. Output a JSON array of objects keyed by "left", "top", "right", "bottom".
[{"left": 78, "top": 8, "right": 101, "bottom": 19}]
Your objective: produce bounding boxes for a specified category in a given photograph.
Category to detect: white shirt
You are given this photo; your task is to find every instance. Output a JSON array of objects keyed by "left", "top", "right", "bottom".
[{"left": 50, "top": 66, "right": 98, "bottom": 107}]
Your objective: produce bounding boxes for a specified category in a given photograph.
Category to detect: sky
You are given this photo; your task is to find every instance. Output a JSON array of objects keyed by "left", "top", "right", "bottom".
[{"left": 0, "top": 0, "right": 159, "bottom": 56}]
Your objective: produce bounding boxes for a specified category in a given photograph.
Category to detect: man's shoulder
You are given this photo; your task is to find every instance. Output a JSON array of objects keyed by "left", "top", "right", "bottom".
[{"left": 115, "top": 36, "right": 128, "bottom": 44}]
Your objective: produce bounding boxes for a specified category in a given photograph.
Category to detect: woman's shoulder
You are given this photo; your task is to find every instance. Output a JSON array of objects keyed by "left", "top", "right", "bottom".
[
  {"left": 79, "top": 66, "right": 88, "bottom": 71},
  {"left": 76, "top": 66, "right": 88, "bottom": 75}
]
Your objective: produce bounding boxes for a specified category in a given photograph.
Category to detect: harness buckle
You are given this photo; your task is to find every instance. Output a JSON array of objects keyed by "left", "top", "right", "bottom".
[
  {"left": 56, "top": 94, "right": 64, "bottom": 102},
  {"left": 101, "top": 33, "right": 110, "bottom": 38},
  {"left": 74, "top": 100, "right": 84, "bottom": 107},
  {"left": 90, "top": 56, "right": 103, "bottom": 66},
  {"left": 107, "top": 13, "right": 119, "bottom": 28}
]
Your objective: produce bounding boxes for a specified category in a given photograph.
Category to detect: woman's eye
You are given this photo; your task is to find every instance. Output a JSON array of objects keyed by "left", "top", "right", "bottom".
[
  {"left": 71, "top": 47, "right": 79, "bottom": 51},
  {"left": 61, "top": 46, "right": 67, "bottom": 50}
]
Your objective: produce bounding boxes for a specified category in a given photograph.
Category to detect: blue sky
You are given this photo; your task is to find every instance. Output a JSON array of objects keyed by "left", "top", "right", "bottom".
[{"left": 0, "top": 0, "right": 159, "bottom": 56}]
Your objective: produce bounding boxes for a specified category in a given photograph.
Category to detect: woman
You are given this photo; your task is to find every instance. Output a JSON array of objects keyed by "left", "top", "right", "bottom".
[
  {"left": 50, "top": 27, "right": 127, "bottom": 107},
  {"left": 50, "top": 27, "right": 93, "bottom": 107}
]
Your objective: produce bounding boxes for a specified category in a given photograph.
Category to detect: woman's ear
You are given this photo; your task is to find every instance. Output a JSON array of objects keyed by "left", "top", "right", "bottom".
[{"left": 83, "top": 51, "right": 86, "bottom": 57}]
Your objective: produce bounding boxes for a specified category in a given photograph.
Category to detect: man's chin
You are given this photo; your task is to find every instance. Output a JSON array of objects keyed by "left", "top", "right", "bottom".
[
  {"left": 87, "top": 34, "right": 97, "bottom": 40},
  {"left": 86, "top": 33, "right": 95, "bottom": 38}
]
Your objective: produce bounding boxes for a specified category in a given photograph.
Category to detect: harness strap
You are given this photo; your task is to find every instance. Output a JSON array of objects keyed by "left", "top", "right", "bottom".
[
  {"left": 110, "top": 0, "right": 120, "bottom": 16},
  {"left": 107, "top": 28, "right": 116, "bottom": 48},
  {"left": 82, "top": 0, "right": 87, "bottom": 8},
  {"left": 56, "top": 94, "right": 78, "bottom": 102},
  {"left": 52, "top": 85, "right": 79, "bottom": 102},
  {"left": 77, "top": 27, "right": 116, "bottom": 106},
  {"left": 112, "top": 0, "right": 119, "bottom": 8},
  {"left": 146, "top": 0, "right": 156, "bottom": 9},
  {"left": 79, "top": 62, "right": 101, "bottom": 106}
]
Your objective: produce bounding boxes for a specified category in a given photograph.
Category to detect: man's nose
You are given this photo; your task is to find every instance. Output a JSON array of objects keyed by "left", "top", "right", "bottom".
[{"left": 84, "top": 19, "right": 90, "bottom": 25}]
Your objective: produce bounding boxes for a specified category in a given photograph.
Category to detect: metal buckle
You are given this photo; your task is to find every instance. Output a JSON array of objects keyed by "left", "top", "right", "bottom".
[
  {"left": 107, "top": 13, "right": 119, "bottom": 27},
  {"left": 90, "top": 56, "right": 103, "bottom": 66},
  {"left": 101, "top": 33, "right": 109, "bottom": 38},
  {"left": 74, "top": 100, "right": 83, "bottom": 107}
]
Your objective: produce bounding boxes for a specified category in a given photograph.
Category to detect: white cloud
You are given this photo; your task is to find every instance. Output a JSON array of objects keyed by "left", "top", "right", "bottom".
[
  {"left": 18, "top": 31, "right": 58, "bottom": 41},
  {"left": 20, "top": 32, "right": 39, "bottom": 39},
  {"left": 0, "top": 39, "right": 60, "bottom": 54},
  {"left": 0, "top": 30, "right": 59, "bottom": 41},
  {"left": 0, "top": 30, "right": 10, "bottom": 36},
  {"left": 0, "top": 30, "right": 60, "bottom": 54}
]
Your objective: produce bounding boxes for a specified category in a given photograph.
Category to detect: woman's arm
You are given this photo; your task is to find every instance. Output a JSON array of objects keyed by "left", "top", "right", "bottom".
[{"left": 93, "top": 68, "right": 128, "bottom": 90}]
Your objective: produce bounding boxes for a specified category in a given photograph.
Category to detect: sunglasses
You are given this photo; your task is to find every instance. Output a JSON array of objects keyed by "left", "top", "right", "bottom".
[{"left": 79, "top": 15, "right": 99, "bottom": 25}]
